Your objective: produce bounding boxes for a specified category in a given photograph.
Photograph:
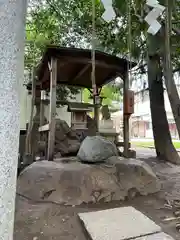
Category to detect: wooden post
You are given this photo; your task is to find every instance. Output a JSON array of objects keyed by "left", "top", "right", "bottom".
[
  {"left": 93, "top": 95, "right": 100, "bottom": 134},
  {"left": 39, "top": 90, "right": 46, "bottom": 157},
  {"left": 40, "top": 90, "right": 45, "bottom": 127},
  {"left": 47, "top": 58, "right": 57, "bottom": 161},
  {"left": 123, "top": 73, "right": 130, "bottom": 157},
  {"left": 25, "top": 69, "right": 35, "bottom": 154}
]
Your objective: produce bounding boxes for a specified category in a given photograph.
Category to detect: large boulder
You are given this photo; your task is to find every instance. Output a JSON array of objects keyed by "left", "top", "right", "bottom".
[
  {"left": 17, "top": 157, "right": 160, "bottom": 206},
  {"left": 77, "top": 136, "right": 118, "bottom": 163}
]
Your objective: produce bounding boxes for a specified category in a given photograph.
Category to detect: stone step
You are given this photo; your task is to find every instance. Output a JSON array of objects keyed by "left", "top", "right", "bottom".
[{"left": 78, "top": 207, "right": 172, "bottom": 240}]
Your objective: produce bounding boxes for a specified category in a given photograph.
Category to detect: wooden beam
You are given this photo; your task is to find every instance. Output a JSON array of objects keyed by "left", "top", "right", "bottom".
[
  {"left": 123, "top": 73, "right": 130, "bottom": 157},
  {"left": 40, "top": 62, "right": 65, "bottom": 89},
  {"left": 47, "top": 58, "right": 57, "bottom": 161},
  {"left": 72, "top": 64, "right": 90, "bottom": 83},
  {"left": 43, "top": 99, "right": 95, "bottom": 107},
  {"left": 59, "top": 56, "right": 124, "bottom": 73}
]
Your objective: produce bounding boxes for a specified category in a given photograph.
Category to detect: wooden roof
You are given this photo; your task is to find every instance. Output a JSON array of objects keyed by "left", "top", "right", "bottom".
[
  {"left": 67, "top": 102, "right": 93, "bottom": 112},
  {"left": 36, "top": 46, "right": 136, "bottom": 89}
]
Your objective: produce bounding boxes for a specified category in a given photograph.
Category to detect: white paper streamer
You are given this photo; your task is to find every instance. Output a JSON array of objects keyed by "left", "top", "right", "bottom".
[
  {"left": 146, "top": 0, "right": 165, "bottom": 11},
  {"left": 101, "top": 0, "right": 116, "bottom": 23},
  {"left": 145, "top": 8, "right": 164, "bottom": 25},
  {"left": 145, "top": 0, "right": 165, "bottom": 35},
  {"left": 101, "top": 0, "right": 113, "bottom": 6},
  {"left": 147, "top": 20, "right": 161, "bottom": 35},
  {"left": 102, "top": 7, "right": 116, "bottom": 22}
]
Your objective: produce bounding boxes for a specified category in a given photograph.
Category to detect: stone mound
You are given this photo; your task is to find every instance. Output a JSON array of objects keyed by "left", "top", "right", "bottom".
[
  {"left": 77, "top": 136, "right": 118, "bottom": 163},
  {"left": 54, "top": 119, "right": 81, "bottom": 156},
  {"left": 16, "top": 157, "right": 161, "bottom": 206}
]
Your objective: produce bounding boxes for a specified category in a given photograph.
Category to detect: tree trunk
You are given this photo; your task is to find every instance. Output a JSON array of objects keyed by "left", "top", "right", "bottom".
[
  {"left": 147, "top": 35, "right": 180, "bottom": 164},
  {"left": 0, "top": 1, "right": 27, "bottom": 239},
  {"left": 162, "top": 55, "right": 180, "bottom": 139},
  {"left": 162, "top": 0, "right": 180, "bottom": 139}
]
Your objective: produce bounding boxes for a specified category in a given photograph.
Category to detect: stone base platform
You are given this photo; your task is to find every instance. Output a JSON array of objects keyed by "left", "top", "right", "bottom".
[
  {"left": 17, "top": 157, "right": 161, "bottom": 206},
  {"left": 79, "top": 207, "right": 174, "bottom": 240}
]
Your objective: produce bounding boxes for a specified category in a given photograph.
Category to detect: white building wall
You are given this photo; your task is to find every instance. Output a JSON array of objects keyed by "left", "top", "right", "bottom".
[
  {"left": 134, "top": 90, "right": 150, "bottom": 117},
  {"left": 134, "top": 89, "right": 177, "bottom": 121},
  {"left": 132, "top": 88, "right": 179, "bottom": 138}
]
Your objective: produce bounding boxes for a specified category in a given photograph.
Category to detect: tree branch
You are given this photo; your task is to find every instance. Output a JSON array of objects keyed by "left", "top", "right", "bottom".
[{"left": 172, "top": 27, "right": 180, "bottom": 35}]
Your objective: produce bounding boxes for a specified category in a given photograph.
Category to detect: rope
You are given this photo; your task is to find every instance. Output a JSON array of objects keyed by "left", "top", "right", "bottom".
[
  {"left": 91, "top": 0, "right": 100, "bottom": 132},
  {"left": 91, "top": 0, "right": 97, "bottom": 96},
  {"left": 127, "top": 0, "right": 132, "bottom": 86},
  {"left": 165, "top": 0, "right": 172, "bottom": 93}
]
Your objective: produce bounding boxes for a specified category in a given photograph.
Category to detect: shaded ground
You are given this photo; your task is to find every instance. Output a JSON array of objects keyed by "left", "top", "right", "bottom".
[{"left": 14, "top": 148, "right": 180, "bottom": 240}]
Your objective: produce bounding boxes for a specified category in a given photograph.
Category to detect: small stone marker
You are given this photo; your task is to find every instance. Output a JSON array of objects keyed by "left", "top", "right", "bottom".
[{"left": 78, "top": 207, "right": 161, "bottom": 240}]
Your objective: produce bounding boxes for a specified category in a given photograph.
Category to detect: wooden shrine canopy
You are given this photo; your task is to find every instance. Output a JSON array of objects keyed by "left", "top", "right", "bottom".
[
  {"left": 36, "top": 45, "right": 136, "bottom": 89},
  {"left": 34, "top": 46, "right": 136, "bottom": 161}
]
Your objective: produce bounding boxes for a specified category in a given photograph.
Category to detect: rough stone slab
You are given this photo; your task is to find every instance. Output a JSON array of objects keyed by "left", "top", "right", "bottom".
[
  {"left": 17, "top": 157, "right": 160, "bottom": 206},
  {"left": 78, "top": 207, "right": 161, "bottom": 240},
  {"left": 135, "top": 232, "right": 175, "bottom": 239}
]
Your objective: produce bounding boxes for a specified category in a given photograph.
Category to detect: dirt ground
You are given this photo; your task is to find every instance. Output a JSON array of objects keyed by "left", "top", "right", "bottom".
[{"left": 14, "top": 148, "right": 180, "bottom": 240}]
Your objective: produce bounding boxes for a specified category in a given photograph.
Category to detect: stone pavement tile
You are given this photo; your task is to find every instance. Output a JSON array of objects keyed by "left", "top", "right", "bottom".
[
  {"left": 135, "top": 232, "right": 175, "bottom": 239},
  {"left": 78, "top": 207, "right": 161, "bottom": 240}
]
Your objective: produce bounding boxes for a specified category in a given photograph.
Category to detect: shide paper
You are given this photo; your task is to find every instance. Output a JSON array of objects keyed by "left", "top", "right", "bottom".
[
  {"left": 101, "top": 0, "right": 116, "bottom": 23},
  {"left": 145, "top": 0, "right": 165, "bottom": 35}
]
